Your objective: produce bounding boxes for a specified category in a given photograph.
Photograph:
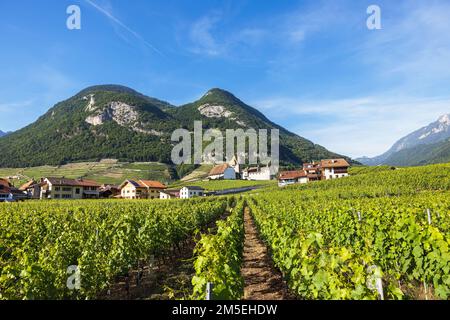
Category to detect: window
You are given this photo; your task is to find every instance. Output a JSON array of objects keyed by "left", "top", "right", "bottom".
[
  {"left": 54, "top": 194, "right": 60, "bottom": 199},
  {"left": 75, "top": 188, "right": 80, "bottom": 194},
  {"left": 55, "top": 187, "right": 60, "bottom": 191},
  {"left": 62, "top": 187, "right": 71, "bottom": 192},
  {"left": 62, "top": 194, "right": 72, "bottom": 199}
]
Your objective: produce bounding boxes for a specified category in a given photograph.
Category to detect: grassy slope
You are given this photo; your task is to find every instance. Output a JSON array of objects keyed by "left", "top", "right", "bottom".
[
  {"left": 180, "top": 164, "right": 214, "bottom": 182},
  {"left": 0, "top": 161, "right": 173, "bottom": 186}
]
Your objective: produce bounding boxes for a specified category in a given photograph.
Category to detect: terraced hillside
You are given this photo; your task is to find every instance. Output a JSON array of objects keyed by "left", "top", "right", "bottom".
[{"left": 0, "top": 160, "right": 175, "bottom": 186}]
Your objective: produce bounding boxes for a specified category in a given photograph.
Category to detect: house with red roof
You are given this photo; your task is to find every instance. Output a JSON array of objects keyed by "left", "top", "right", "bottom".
[
  {"left": 278, "top": 170, "right": 308, "bottom": 187},
  {"left": 119, "top": 179, "right": 167, "bottom": 199},
  {"left": 0, "top": 178, "right": 29, "bottom": 202},
  {"left": 320, "top": 159, "right": 350, "bottom": 180},
  {"left": 278, "top": 158, "right": 350, "bottom": 187},
  {"left": 208, "top": 163, "right": 237, "bottom": 180}
]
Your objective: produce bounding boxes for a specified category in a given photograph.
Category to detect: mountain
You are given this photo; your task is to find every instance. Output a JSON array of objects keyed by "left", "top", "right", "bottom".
[
  {"left": 0, "top": 85, "right": 352, "bottom": 168},
  {"left": 357, "top": 114, "right": 450, "bottom": 166},
  {"left": 0, "top": 130, "right": 12, "bottom": 137}
]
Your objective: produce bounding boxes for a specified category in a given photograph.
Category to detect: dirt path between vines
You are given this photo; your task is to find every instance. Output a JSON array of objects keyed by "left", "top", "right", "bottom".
[{"left": 241, "top": 207, "right": 293, "bottom": 300}]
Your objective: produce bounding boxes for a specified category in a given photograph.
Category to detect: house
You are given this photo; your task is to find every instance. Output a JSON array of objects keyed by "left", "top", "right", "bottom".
[
  {"left": 302, "top": 162, "right": 321, "bottom": 181},
  {"left": 119, "top": 179, "right": 167, "bottom": 199},
  {"left": 99, "top": 184, "right": 120, "bottom": 198},
  {"left": 243, "top": 165, "right": 272, "bottom": 181},
  {"left": 0, "top": 178, "right": 27, "bottom": 202},
  {"left": 208, "top": 163, "right": 237, "bottom": 180},
  {"left": 278, "top": 170, "right": 308, "bottom": 187},
  {"left": 39, "top": 178, "right": 101, "bottom": 200},
  {"left": 19, "top": 180, "right": 40, "bottom": 199},
  {"left": 180, "top": 186, "right": 204, "bottom": 199},
  {"left": 160, "top": 189, "right": 180, "bottom": 199},
  {"left": 320, "top": 159, "right": 350, "bottom": 180},
  {"left": 277, "top": 159, "right": 351, "bottom": 187}
]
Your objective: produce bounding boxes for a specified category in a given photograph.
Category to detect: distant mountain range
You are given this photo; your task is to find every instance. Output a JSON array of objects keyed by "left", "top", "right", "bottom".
[
  {"left": 0, "top": 85, "right": 353, "bottom": 168},
  {"left": 0, "top": 130, "right": 11, "bottom": 137},
  {"left": 357, "top": 114, "right": 450, "bottom": 166}
]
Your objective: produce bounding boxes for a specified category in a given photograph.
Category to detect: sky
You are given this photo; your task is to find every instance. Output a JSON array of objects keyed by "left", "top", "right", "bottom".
[{"left": 1, "top": 0, "right": 450, "bottom": 158}]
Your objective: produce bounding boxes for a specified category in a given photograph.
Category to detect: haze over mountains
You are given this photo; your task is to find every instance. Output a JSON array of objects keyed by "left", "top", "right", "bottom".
[
  {"left": 357, "top": 114, "right": 450, "bottom": 166},
  {"left": 0, "top": 85, "right": 351, "bottom": 168},
  {"left": 0, "top": 130, "right": 10, "bottom": 137}
]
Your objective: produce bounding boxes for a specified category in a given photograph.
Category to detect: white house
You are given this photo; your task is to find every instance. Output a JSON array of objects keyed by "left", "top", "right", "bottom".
[
  {"left": 160, "top": 190, "right": 180, "bottom": 199},
  {"left": 244, "top": 166, "right": 272, "bottom": 181},
  {"left": 320, "top": 159, "right": 350, "bottom": 180},
  {"left": 180, "top": 186, "right": 204, "bottom": 199},
  {"left": 208, "top": 163, "right": 236, "bottom": 180},
  {"left": 278, "top": 170, "right": 308, "bottom": 187}
]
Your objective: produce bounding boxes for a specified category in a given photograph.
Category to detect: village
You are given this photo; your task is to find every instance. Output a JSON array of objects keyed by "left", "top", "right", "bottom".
[{"left": 0, "top": 158, "right": 350, "bottom": 202}]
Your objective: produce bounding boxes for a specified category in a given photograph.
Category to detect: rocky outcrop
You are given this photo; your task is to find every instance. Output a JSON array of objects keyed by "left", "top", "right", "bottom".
[
  {"left": 198, "top": 103, "right": 246, "bottom": 126},
  {"left": 198, "top": 104, "right": 233, "bottom": 118},
  {"left": 83, "top": 94, "right": 96, "bottom": 112},
  {"left": 85, "top": 101, "right": 163, "bottom": 136}
]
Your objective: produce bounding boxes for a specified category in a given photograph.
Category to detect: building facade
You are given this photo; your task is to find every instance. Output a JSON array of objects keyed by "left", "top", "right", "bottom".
[
  {"left": 119, "top": 179, "right": 167, "bottom": 199},
  {"left": 208, "top": 163, "right": 237, "bottom": 180},
  {"left": 180, "top": 186, "right": 204, "bottom": 199},
  {"left": 160, "top": 190, "right": 180, "bottom": 199},
  {"left": 320, "top": 159, "right": 350, "bottom": 180},
  {"left": 278, "top": 159, "right": 350, "bottom": 187},
  {"left": 244, "top": 166, "right": 272, "bottom": 181},
  {"left": 0, "top": 178, "right": 27, "bottom": 202},
  {"left": 278, "top": 170, "right": 308, "bottom": 187},
  {"left": 39, "top": 178, "right": 100, "bottom": 200}
]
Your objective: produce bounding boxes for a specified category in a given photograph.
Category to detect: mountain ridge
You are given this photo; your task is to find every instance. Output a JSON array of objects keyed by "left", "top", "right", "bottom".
[
  {"left": 357, "top": 113, "right": 450, "bottom": 166},
  {"left": 0, "top": 85, "right": 354, "bottom": 168},
  {"left": 0, "top": 130, "right": 11, "bottom": 138}
]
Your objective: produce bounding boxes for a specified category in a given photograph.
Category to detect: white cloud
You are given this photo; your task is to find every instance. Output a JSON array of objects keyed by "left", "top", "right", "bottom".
[
  {"left": 188, "top": 13, "right": 269, "bottom": 58},
  {"left": 189, "top": 14, "right": 222, "bottom": 56}
]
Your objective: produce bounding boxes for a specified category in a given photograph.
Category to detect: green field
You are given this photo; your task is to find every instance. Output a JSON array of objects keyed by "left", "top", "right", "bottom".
[
  {"left": 170, "top": 179, "right": 277, "bottom": 191},
  {"left": 348, "top": 165, "right": 397, "bottom": 176}
]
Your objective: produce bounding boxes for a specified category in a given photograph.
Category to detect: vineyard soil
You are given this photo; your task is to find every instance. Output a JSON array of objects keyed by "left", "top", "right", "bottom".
[{"left": 241, "top": 208, "right": 293, "bottom": 300}]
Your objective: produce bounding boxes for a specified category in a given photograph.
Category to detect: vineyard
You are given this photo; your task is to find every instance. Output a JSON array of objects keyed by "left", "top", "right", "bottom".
[
  {"left": 0, "top": 163, "right": 449, "bottom": 300},
  {"left": 0, "top": 198, "right": 228, "bottom": 299},
  {"left": 246, "top": 164, "right": 450, "bottom": 299}
]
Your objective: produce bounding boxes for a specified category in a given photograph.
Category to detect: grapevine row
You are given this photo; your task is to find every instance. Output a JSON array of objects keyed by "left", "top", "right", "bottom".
[
  {"left": 248, "top": 192, "right": 450, "bottom": 299},
  {"left": 0, "top": 198, "right": 227, "bottom": 299},
  {"left": 191, "top": 199, "right": 246, "bottom": 300}
]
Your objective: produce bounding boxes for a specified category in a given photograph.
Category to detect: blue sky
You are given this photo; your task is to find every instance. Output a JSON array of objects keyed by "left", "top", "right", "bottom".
[{"left": 1, "top": 0, "right": 450, "bottom": 157}]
